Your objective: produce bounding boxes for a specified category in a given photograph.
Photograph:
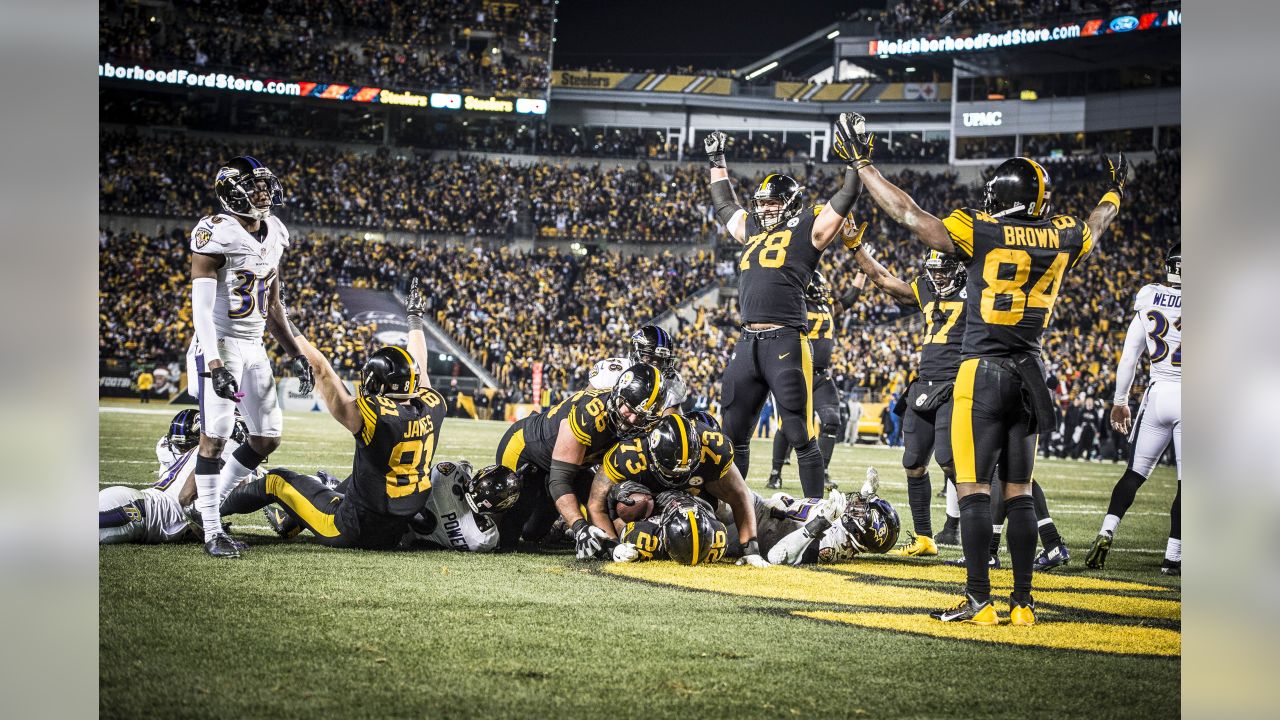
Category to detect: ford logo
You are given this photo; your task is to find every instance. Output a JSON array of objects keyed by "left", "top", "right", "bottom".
[{"left": 1110, "top": 15, "right": 1139, "bottom": 32}]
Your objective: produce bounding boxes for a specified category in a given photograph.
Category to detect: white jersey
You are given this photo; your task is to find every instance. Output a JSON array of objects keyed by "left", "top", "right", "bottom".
[
  {"left": 403, "top": 462, "right": 500, "bottom": 553},
  {"left": 718, "top": 492, "right": 855, "bottom": 564},
  {"left": 189, "top": 213, "right": 289, "bottom": 341},
  {"left": 1114, "top": 283, "right": 1181, "bottom": 403},
  {"left": 152, "top": 438, "right": 249, "bottom": 503},
  {"left": 589, "top": 357, "right": 630, "bottom": 390},
  {"left": 98, "top": 486, "right": 195, "bottom": 544}
]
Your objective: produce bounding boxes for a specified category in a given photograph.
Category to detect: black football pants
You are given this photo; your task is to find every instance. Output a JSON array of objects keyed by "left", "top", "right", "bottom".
[
  {"left": 720, "top": 327, "right": 823, "bottom": 498},
  {"left": 771, "top": 368, "right": 841, "bottom": 471}
]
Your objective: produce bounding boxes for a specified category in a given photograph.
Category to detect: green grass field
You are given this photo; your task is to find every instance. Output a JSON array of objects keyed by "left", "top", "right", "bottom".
[{"left": 99, "top": 401, "right": 1179, "bottom": 719}]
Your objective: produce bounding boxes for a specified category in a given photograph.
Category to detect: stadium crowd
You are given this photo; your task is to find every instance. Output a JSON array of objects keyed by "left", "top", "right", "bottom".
[
  {"left": 100, "top": 139, "right": 1177, "bottom": 456},
  {"left": 99, "top": 0, "right": 552, "bottom": 95}
]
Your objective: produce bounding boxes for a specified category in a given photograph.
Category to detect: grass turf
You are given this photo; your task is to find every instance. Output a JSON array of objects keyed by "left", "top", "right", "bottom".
[{"left": 99, "top": 402, "right": 1179, "bottom": 719}]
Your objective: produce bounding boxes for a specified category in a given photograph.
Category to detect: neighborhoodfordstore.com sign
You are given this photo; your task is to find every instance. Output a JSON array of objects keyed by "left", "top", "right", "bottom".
[
  {"left": 97, "top": 63, "right": 547, "bottom": 115},
  {"left": 868, "top": 6, "right": 1180, "bottom": 56}
]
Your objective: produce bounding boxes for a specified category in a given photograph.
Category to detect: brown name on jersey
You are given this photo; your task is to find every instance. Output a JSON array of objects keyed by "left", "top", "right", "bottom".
[{"left": 1002, "top": 226, "right": 1060, "bottom": 248}]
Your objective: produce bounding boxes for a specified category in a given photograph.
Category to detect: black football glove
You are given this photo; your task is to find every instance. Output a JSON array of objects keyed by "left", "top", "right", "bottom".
[
  {"left": 292, "top": 355, "right": 314, "bottom": 395},
  {"left": 833, "top": 112, "right": 874, "bottom": 169},
  {"left": 704, "top": 131, "right": 728, "bottom": 169},
  {"left": 606, "top": 481, "right": 653, "bottom": 521},
  {"left": 572, "top": 519, "right": 614, "bottom": 560},
  {"left": 405, "top": 277, "right": 427, "bottom": 318},
  {"left": 1105, "top": 152, "right": 1129, "bottom": 198},
  {"left": 200, "top": 365, "right": 241, "bottom": 401}
]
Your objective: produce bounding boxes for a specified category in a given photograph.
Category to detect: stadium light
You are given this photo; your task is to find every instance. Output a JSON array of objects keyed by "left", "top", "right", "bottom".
[
  {"left": 745, "top": 61, "right": 778, "bottom": 80},
  {"left": 906, "top": 66, "right": 916, "bottom": 72},
  {"left": 826, "top": 30, "right": 840, "bottom": 39}
]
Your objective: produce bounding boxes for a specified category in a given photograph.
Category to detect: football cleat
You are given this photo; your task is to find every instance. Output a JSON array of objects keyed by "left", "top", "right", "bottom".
[
  {"left": 930, "top": 593, "right": 998, "bottom": 625},
  {"left": 1160, "top": 558, "right": 1181, "bottom": 576},
  {"left": 263, "top": 505, "right": 300, "bottom": 538},
  {"left": 934, "top": 519, "right": 960, "bottom": 546},
  {"left": 1009, "top": 594, "right": 1037, "bottom": 626},
  {"left": 1085, "top": 532, "right": 1113, "bottom": 569},
  {"left": 945, "top": 554, "right": 1000, "bottom": 568},
  {"left": 1033, "top": 543, "right": 1071, "bottom": 572},
  {"left": 891, "top": 534, "right": 938, "bottom": 557},
  {"left": 823, "top": 470, "right": 838, "bottom": 492},
  {"left": 765, "top": 472, "right": 782, "bottom": 490},
  {"left": 204, "top": 533, "right": 241, "bottom": 559}
]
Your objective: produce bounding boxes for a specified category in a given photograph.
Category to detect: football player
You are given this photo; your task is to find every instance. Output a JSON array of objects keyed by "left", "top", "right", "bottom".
[
  {"left": 1087, "top": 244, "right": 1182, "bottom": 575},
  {"left": 187, "top": 156, "right": 315, "bottom": 557},
  {"left": 220, "top": 278, "right": 446, "bottom": 551},
  {"left": 494, "top": 363, "right": 666, "bottom": 555},
  {"left": 767, "top": 267, "right": 868, "bottom": 491},
  {"left": 401, "top": 462, "right": 524, "bottom": 553},
  {"left": 584, "top": 412, "right": 769, "bottom": 566},
  {"left": 614, "top": 490, "right": 729, "bottom": 565},
  {"left": 628, "top": 324, "right": 688, "bottom": 411},
  {"left": 705, "top": 122, "right": 866, "bottom": 499},
  {"left": 843, "top": 112, "right": 1125, "bottom": 624},
  {"left": 588, "top": 356, "right": 630, "bottom": 391}
]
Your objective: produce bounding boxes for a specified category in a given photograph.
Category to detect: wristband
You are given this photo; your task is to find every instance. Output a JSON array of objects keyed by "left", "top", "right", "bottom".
[
  {"left": 742, "top": 538, "right": 761, "bottom": 557},
  {"left": 1100, "top": 190, "right": 1122, "bottom": 208}
]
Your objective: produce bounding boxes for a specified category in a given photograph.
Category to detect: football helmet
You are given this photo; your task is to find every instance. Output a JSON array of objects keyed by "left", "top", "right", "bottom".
[
  {"left": 982, "top": 157, "right": 1051, "bottom": 219},
  {"left": 214, "top": 156, "right": 284, "bottom": 221},
  {"left": 167, "top": 409, "right": 201, "bottom": 452},
  {"left": 644, "top": 414, "right": 702, "bottom": 488},
  {"left": 686, "top": 410, "right": 720, "bottom": 431},
  {"left": 659, "top": 494, "right": 726, "bottom": 566},
  {"left": 464, "top": 465, "right": 523, "bottom": 515},
  {"left": 805, "top": 270, "right": 833, "bottom": 306},
  {"left": 607, "top": 364, "right": 666, "bottom": 434},
  {"left": 629, "top": 325, "right": 678, "bottom": 374},
  {"left": 749, "top": 174, "right": 804, "bottom": 231},
  {"left": 841, "top": 494, "right": 900, "bottom": 554},
  {"left": 1166, "top": 243, "right": 1181, "bottom": 286},
  {"left": 923, "top": 250, "right": 966, "bottom": 298},
  {"left": 361, "top": 346, "right": 419, "bottom": 399}
]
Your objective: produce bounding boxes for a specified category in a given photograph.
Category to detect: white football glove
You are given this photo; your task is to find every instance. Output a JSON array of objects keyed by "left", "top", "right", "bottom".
[
  {"left": 860, "top": 467, "right": 880, "bottom": 498},
  {"left": 612, "top": 542, "right": 640, "bottom": 563},
  {"left": 820, "top": 489, "right": 847, "bottom": 523},
  {"left": 737, "top": 553, "right": 771, "bottom": 568}
]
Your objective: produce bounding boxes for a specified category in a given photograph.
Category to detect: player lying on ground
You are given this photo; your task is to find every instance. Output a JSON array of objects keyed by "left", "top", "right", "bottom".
[
  {"left": 1087, "top": 243, "right": 1182, "bottom": 575},
  {"left": 100, "top": 410, "right": 257, "bottom": 545},
  {"left": 220, "top": 279, "right": 447, "bottom": 551},
  {"left": 840, "top": 110, "right": 1124, "bottom": 624},
  {"left": 612, "top": 490, "right": 730, "bottom": 566},
  {"left": 494, "top": 362, "right": 667, "bottom": 553},
  {"left": 584, "top": 411, "right": 768, "bottom": 566}
]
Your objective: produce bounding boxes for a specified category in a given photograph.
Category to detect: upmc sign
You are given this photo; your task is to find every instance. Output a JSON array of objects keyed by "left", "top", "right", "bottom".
[
  {"left": 869, "top": 6, "right": 1180, "bottom": 56},
  {"left": 963, "top": 111, "right": 1003, "bottom": 127}
]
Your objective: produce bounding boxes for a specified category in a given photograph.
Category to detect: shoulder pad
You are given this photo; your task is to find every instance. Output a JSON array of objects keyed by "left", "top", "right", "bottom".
[
  {"left": 1133, "top": 284, "right": 1160, "bottom": 310},
  {"left": 190, "top": 215, "right": 239, "bottom": 254},
  {"left": 266, "top": 216, "right": 290, "bottom": 247}
]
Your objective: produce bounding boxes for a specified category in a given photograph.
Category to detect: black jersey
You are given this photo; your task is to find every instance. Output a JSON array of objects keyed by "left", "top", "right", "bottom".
[
  {"left": 738, "top": 204, "right": 827, "bottom": 328},
  {"left": 909, "top": 277, "right": 965, "bottom": 382},
  {"left": 343, "top": 387, "right": 448, "bottom": 548},
  {"left": 601, "top": 417, "right": 734, "bottom": 497},
  {"left": 942, "top": 207, "right": 1093, "bottom": 359},
  {"left": 804, "top": 298, "right": 835, "bottom": 370},
  {"left": 521, "top": 387, "right": 622, "bottom": 469}
]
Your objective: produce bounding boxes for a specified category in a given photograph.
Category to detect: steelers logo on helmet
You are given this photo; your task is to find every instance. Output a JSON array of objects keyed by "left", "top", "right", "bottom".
[
  {"left": 749, "top": 174, "right": 804, "bottom": 231},
  {"left": 922, "top": 250, "right": 966, "bottom": 298},
  {"left": 982, "top": 157, "right": 1051, "bottom": 219},
  {"left": 607, "top": 363, "right": 666, "bottom": 433},
  {"left": 644, "top": 414, "right": 703, "bottom": 488}
]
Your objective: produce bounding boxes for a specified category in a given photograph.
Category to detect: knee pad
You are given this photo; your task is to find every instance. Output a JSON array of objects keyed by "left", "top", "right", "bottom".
[
  {"left": 793, "top": 438, "right": 822, "bottom": 463},
  {"left": 817, "top": 406, "right": 841, "bottom": 436}
]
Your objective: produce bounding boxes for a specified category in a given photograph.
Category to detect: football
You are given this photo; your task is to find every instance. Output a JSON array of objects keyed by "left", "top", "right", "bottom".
[{"left": 616, "top": 493, "right": 655, "bottom": 523}]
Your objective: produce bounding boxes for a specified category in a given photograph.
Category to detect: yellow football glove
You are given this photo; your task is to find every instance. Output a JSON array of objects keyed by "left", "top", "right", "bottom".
[
  {"left": 841, "top": 217, "right": 868, "bottom": 251},
  {"left": 833, "top": 112, "right": 875, "bottom": 169}
]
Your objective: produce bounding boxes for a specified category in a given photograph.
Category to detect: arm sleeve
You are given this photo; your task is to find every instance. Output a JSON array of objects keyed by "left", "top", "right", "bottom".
[
  {"left": 548, "top": 459, "right": 580, "bottom": 501},
  {"left": 1112, "top": 312, "right": 1147, "bottom": 404},
  {"left": 826, "top": 168, "right": 863, "bottom": 217},
  {"left": 709, "top": 177, "right": 743, "bottom": 227},
  {"left": 191, "top": 278, "right": 221, "bottom": 361}
]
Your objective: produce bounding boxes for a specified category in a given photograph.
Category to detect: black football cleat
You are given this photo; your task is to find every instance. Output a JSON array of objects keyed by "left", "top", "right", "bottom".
[
  {"left": 1160, "top": 558, "right": 1181, "bottom": 576},
  {"left": 945, "top": 554, "right": 1000, "bottom": 569},
  {"left": 934, "top": 520, "right": 960, "bottom": 547},
  {"left": 765, "top": 472, "right": 782, "bottom": 490},
  {"left": 1085, "top": 532, "right": 1113, "bottom": 569},
  {"left": 263, "top": 505, "right": 301, "bottom": 538},
  {"left": 204, "top": 533, "right": 242, "bottom": 559},
  {"left": 930, "top": 592, "right": 998, "bottom": 625},
  {"left": 1033, "top": 543, "right": 1071, "bottom": 572}
]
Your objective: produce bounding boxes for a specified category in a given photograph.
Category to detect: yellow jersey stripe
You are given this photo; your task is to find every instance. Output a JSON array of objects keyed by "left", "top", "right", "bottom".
[
  {"left": 355, "top": 397, "right": 377, "bottom": 444},
  {"left": 568, "top": 412, "right": 592, "bottom": 445},
  {"left": 604, "top": 450, "right": 624, "bottom": 482},
  {"left": 1073, "top": 223, "right": 1095, "bottom": 268},
  {"left": 910, "top": 278, "right": 923, "bottom": 311},
  {"left": 687, "top": 509, "right": 700, "bottom": 565}
]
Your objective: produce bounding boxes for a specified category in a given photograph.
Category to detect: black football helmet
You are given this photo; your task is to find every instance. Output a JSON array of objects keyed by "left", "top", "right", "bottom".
[
  {"left": 659, "top": 493, "right": 726, "bottom": 566},
  {"left": 214, "top": 156, "right": 284, "bottom": 221},
  {"left": 362, "top": 346, "right": 419, "bottom": 399},
  {"left": 1166, "top": 243, "right": 1181, "bottom": 286},
  {"left": 805, "top": 270, "right": 833, "bottom": 305},
  {"left": 982, "top": 157, "right": 1051, "bottom": 219},
  {"left": 607, "top": 363, "right": 666, "bottom": 434},
  {"left": 644, "top": 414, "right": 703, "bottom": 488},
  {"left": 686, "top": 410, "right": 720, "bottom": 431},
  {"left": 629, "top": 325, "right": 678, "bottom": 374},
  {"left": 167, "top": 409, "right": 201, "bottom": 452},
  {"left": 749, "top": 174, "right": 804, "bottom": 231},
  {"left": 842, "top": 494, "right": 900, "bottom": 554},
  {"left": 923, "top": 250, "right": 966, "bottom": 298},
  {"left": 464, "top": 464, "right": 523, "bottom": 515}
]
